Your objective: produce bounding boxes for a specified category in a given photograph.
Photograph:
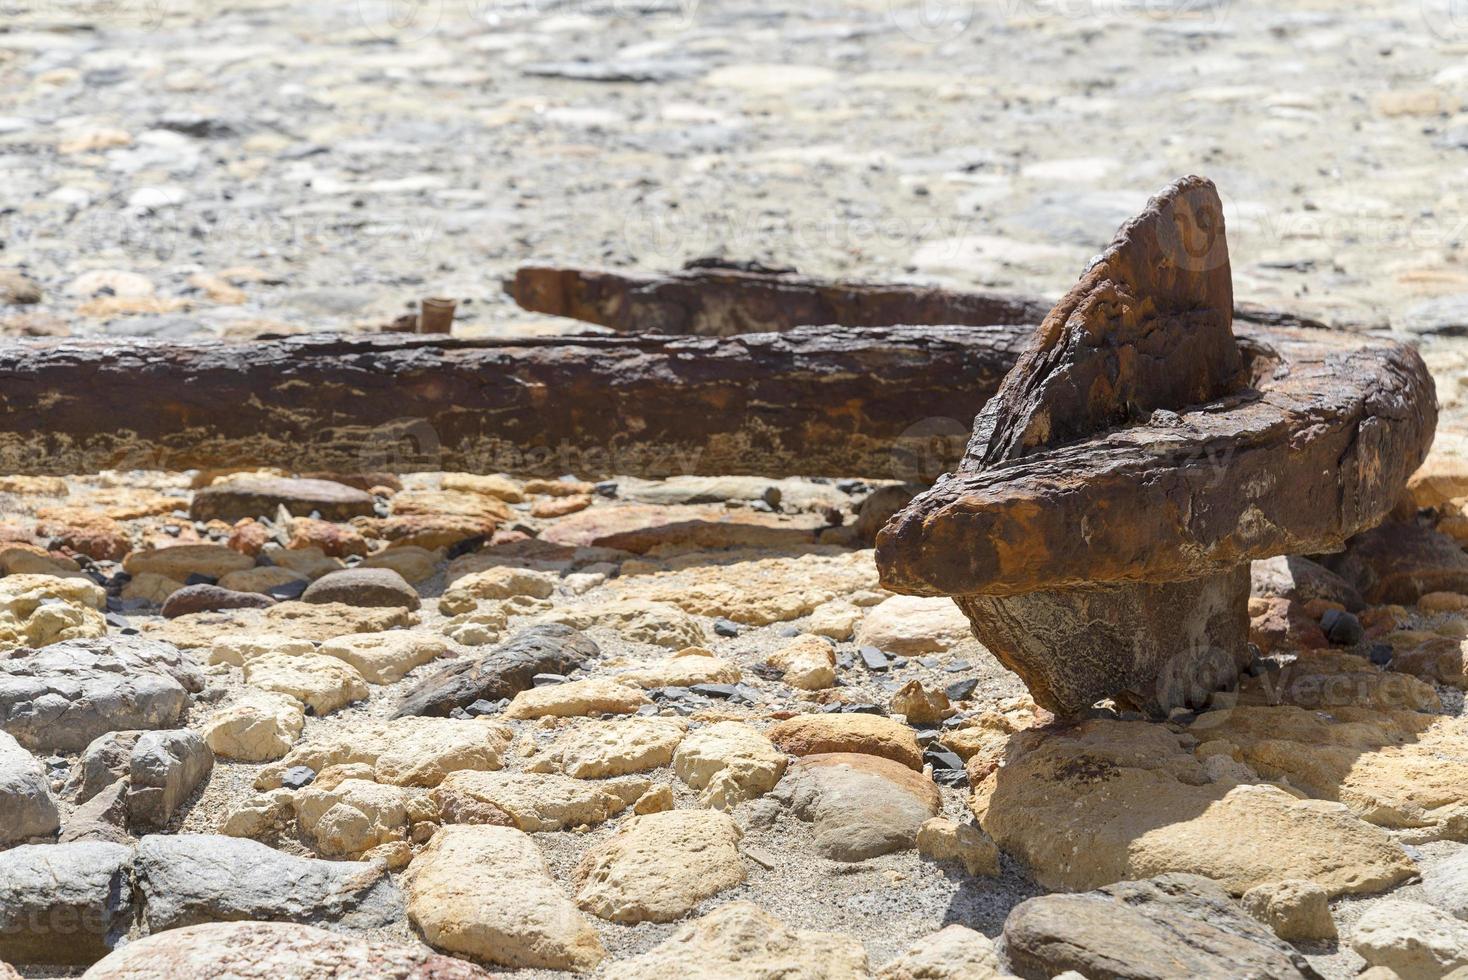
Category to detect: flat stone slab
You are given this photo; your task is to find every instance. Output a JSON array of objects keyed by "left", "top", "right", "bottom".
[
  {"left": 0, "top": 636, "right": 203, "bottom": 751},
  {"left": 189, "top": 476, "right": 376, "bottom": 523},
  {"left": 136, "top": 834, "right": 403, "bottom": 932},
  {"left": 1004, "top": 874, "right": 1320, "bottom": 980}
]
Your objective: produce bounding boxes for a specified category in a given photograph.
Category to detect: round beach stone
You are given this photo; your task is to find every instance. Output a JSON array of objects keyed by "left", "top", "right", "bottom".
[{"left": 302, "top": 568, "right": 421, "bottom": 610}]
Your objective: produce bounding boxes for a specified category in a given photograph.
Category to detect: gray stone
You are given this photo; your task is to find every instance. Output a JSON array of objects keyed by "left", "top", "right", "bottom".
[
  {"left": 126, "top": 729, "right": 213, "bottom": 830},
  {"left": 59, "top": 778, "right": 130, "bottom": 845},
  {"left": 301, "top": 568, "right": 420, "bottom": 610},
  {"left": 1003, "top": 874, "right": 1321, "bottom": 980},
  {"left": 0, "top": 842, "right": 136, "bottom": 966},
  {"left": 1250, "top": 555, "right": 1365, "bottom": 611},
  {"left": 394, "top": 624, "right": 598, "bottom": 718},
  {"left": 0, "top": 637, "right": 203, "bottom": 751},
  {"left": 135, "top": 834, "right": 403, "bottom": 932},
  {"left": 1401, "top": 293, "right": 1468, "bottom": 337},
  {"left": 190, "top": 476, "right": 377, "bottom": 523},
  {"left": 0, "top": 730, "right": 58, "bottom": 845},
  {"left": 66, "top": 730, "right": 141, "bottom": 803},
  {"left": 773, "top": 753, "right": 940, "bottom": 861},
  {"left": 1424, "top": 848, "right": 1468, "bottom": 921},
  {"left": 1352, "top": 899, "right": 1468, "bottom": 978}
]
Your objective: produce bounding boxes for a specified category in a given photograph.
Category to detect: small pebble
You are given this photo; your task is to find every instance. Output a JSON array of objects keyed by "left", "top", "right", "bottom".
[
  {"left": 945, "top": 678, "right": 978, "bottom": 701},
  {"left": 281, "top": 766, "right": 316, "bottom": 790}
]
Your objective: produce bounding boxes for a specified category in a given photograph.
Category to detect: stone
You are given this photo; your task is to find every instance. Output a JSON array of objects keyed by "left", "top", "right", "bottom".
[
  {"left": 395, "top": 624, "right": 598, "bottom": 717},
  {"left": 220, "top": 788, "right": 296, "bottom": 840},
  {"left": 302, "top": 567, "right": 420, "bottom": 610},
  {"left": 439, "top": 566, "right": 556, "bottom": 614},
  {"left": 0, "top": 573, "right": 107, "bottom": 651},
  {"left": 856, "top": 485, "right": 918, "bottom": 544},
  {"left": 244, "top": 653, "right": 369, "bottom": 715},
  {"left": 1249, "top": 596, "right": 1329, "bottom": 654},
  {"left": 1353, "top": 900, "right": 1468, "bottom": 979},
  {"left": 0, "top": 269, "right": 42, "bottom": 305},
  {"left": 890, "top": 679, "right": 952, "bottom": 725},
  {"left": 438, "top": 604, "right": 511, "bottom": 646},
  {"left": 855, "top": 595, "right": 975, "bottom": 655},
  {"left": 531, "top": 493, "right": 592, "bottom": 517},
  {"left": 1190, "top": 701, "right": 1468, "bottom": 838},
  {"left": 538, "top": 597, "right": 705, "bottom": 648},
  {"left": 203, "top": 690, "right": 304, "bottom": 761},
  {"left": 505, "top": 676, "right": 649, "bottom": 719},
  {"left": 0, "top": 841, "right": 135, "bottom": 966},
  {"left": 573, "top": 808, "right": 745, "bottom": 923},
  {"left": 256, "top": 717, "right": 512, "bottom": 789},
  {"left": 877, "top": 924, "right": 1005, "bottom": 980},
  {"left": 673, "top": 721, "right": 787, "bottom": 809},
  {"left": 1424, "top": 848, "right": 1468, "bottom": 919},
  {"left": 121, "top": 571, "right": 185, "bottom": 604},
  {"left": 392, "top": 488, "right": 512, "bottom": 524},
  {"left": 0, "top": 636, "right": 201, "bottom": 751},
  {"left": 136, "top": 833, "right": 402, "bottom": 931},
  {"left": 404, "top": 825, "right": 605, "bottom": 971},
  {"left": 1004, "top": 874, "right": 1320, "bottom": 980},
  {"left": 227, "top": 519, "right": 271, "bottom": 557},
  {"left": 36, "top": 513, "right": 130, "bottom": 562},
  {"left": 216, "top": 566, "right": 308, "bottom": 594},
  {"left": 603, "top": 901, "right": 869, "bottom": 980},
  {"left": 209, "top": 632, "right": 315, "bottom": 666},
  {"left": 767, "top": 635, "right": 837, "bottom": 690},
  {"left": 1407, "top": 431, "right": 1468, "bottom": 509},
  {"left": 0, "top": 546, "right": 80, "bottom": 578},
  {"left": 972, "top": 718, "right": 1416, "bottom": 896},
  {"left": 59, "top": 776, "right": 130, "bottom": 845},
  {"left": 610, "top": 551, "right": 878, "bottom": 626},
  {"left": 67, "top": 731, "right": 140, "bottom": 804},
  {"left": 542, "top": 502, "right": 822, "bottom": 553},
  {"left": 1252, "top": 555, "right": 1365, "bottom": 611},
  {"left": 359, "top": 545, "right": 439, "bottom": 583},
  {"left": 260, "top": 600, "right": 416, "bottom": 640},
  {"left": 769, "top": 713, "right": 924, "bottom": 770},
  {"left": 296, "top": 778, "right": 424, "bottom": 858},
  {"left": 433, "top": 770, "right": 648, "bottom": 831},
  {"left": 917, "top": 817, "right": 1001, "bottom": 876},
  {"left": 81, "top": 921, "right": 491, "bottom": 979},
  {"left": 1324, "top": 523, "right": 1468, "bottom": 605},
  {"left": 616, "top": 650, "right": 742, "bottom": 688},
  {"left": 809, "top": 602, "right": 862, "bottom": 641},
  {"left": 528, "top": 716, "right": 686, "bottom": 777},
  {"left": 775, "top": 753, "right": 941, "bottom": 861},
  {"left": 123, "top": 543, "right": 253, "bottom": 581},
  {"left": 318, "top": 631, "right": 451, "bottom": 684},
  {"left": 1241, "top": 879, "right": 1336, "bottom": 941},
  {"left": 0, "top": 730, "right": 58, "bottom": 844},
  {"left": 190, "top": 476, "right": 376, "bottom": 523},
  {"left": 441, "top": 472, "right": 525, "bottom": 503},
  {"left": 127, "top": 728, "right": 213, "bottom": 830},
  {"left": 161, "top": 583, "right": 276, "bottom": 617},
  {"left": 288, "top": 518, "right": 369, "bottom": 558}
]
